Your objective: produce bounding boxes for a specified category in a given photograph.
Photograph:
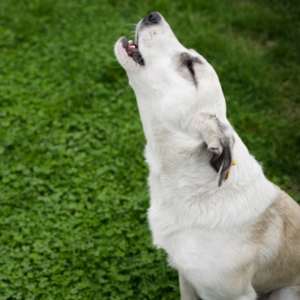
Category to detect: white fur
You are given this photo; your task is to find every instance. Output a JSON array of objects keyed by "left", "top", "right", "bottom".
[{"left": 115, "top": 13, "right": 299, "bottom": 300}]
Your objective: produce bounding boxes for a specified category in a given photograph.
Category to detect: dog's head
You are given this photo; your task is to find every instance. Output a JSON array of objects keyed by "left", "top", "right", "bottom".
[
  {"left": 115, "top": 12, "right": 227, "bottom": 118},
  {"left": 115, "top": 12, "right": 234, "bottom": 187}
]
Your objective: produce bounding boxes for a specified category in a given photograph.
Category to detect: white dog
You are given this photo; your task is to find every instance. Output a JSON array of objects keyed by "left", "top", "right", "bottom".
[{"left": 115, "top": 12, "right": 300, "bottom": 300}]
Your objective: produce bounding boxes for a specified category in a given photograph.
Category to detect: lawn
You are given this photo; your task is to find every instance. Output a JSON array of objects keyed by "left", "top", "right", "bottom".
[{"left": 0, "top": 0, "right": 299, "bottom": 299}]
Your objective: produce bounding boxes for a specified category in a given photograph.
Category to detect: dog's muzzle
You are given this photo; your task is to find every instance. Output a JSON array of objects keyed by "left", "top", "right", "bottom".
[{"left": 117, "top": 12, "right": 161, "bottom": 67}]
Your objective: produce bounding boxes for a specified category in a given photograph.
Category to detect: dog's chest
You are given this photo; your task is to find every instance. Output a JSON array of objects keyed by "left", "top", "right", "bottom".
[
  {"left": 149, "top": 206, "right": 253, "bottom": 284},
  {"left": 166, "top": 229, "right": 243, "bottom": 268},
  {"left": 147, "top": 173, "right": 247, "bottom": 263},
  {"left": 146, "top": 169, "right": 259, "bottom": 284},
  {"left": 147, "top": 169, "right": 236, "bottom": 249}
]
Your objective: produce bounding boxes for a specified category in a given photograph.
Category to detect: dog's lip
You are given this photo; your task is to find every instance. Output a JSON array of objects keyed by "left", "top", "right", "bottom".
[{"left": 121, "top": 36, "right": 144, "bottom": 66}]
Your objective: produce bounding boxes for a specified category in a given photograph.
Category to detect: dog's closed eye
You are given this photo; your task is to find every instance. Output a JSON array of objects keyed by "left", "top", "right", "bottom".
[
  {"left": 186, "top": 59, "right": 195, "bottom": 76},
  {"left": 177, "top": 52, "right": 202, "bottom": 86}
]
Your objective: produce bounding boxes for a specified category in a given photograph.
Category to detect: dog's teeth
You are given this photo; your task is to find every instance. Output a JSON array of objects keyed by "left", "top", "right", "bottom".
[{"left": 128, "top": 40, "right": 133, "bottom": 44}]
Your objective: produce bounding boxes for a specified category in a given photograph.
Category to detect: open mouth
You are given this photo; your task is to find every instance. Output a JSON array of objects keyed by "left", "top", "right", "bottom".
[{"left": 121, "top": 37, "right": 144, "bottom": 66}]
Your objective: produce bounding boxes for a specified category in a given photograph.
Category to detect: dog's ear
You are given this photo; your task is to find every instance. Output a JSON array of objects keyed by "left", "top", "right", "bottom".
[{"left": 196, "top": 113, "right": 235, "bottom": 187}]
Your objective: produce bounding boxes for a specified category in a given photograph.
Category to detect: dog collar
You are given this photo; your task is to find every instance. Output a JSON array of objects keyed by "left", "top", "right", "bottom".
[{"left": 226, "top": 161, "right": 236, "bottom": 180}]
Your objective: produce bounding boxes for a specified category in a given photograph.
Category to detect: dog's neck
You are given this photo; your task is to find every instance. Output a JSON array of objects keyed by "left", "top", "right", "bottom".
[
  {"left": 146, "top": 113, "right": 275, "bottom": 190},
  {"left": 146, "top": 131, "right": 278, "bottom": 235}
]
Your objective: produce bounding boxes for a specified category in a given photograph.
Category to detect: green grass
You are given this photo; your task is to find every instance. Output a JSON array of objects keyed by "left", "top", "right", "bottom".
[{"left": 0, "top": 0, "right": 299, "bottom": 299}]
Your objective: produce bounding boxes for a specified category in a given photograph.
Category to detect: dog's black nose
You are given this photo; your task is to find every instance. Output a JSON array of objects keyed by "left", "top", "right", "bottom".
[{"left": 142, "top": 12, "right": 161, "bottom": 26}]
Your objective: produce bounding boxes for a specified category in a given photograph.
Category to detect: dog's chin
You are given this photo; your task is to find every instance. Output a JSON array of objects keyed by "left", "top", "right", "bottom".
[{"left": 119, "top": 36, "right": 144, "bottom": 66}]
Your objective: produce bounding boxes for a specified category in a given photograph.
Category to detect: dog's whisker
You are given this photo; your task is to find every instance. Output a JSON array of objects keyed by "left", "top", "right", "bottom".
[
  {"left": 122, "top": 23, "right": 138, "bottom": 27},
  {"left": 107, "top": 64, "right": 122, "bottom": 68}
]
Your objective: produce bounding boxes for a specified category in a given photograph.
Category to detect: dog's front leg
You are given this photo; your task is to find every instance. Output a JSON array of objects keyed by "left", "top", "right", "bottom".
[{"left": 179, "top": 272, "right": 201, "bottom": 300}]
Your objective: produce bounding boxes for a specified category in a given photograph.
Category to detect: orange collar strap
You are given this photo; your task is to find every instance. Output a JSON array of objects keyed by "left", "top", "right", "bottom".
[{"left": 226, "top": 160, "right": 236, "bottom": 180}]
